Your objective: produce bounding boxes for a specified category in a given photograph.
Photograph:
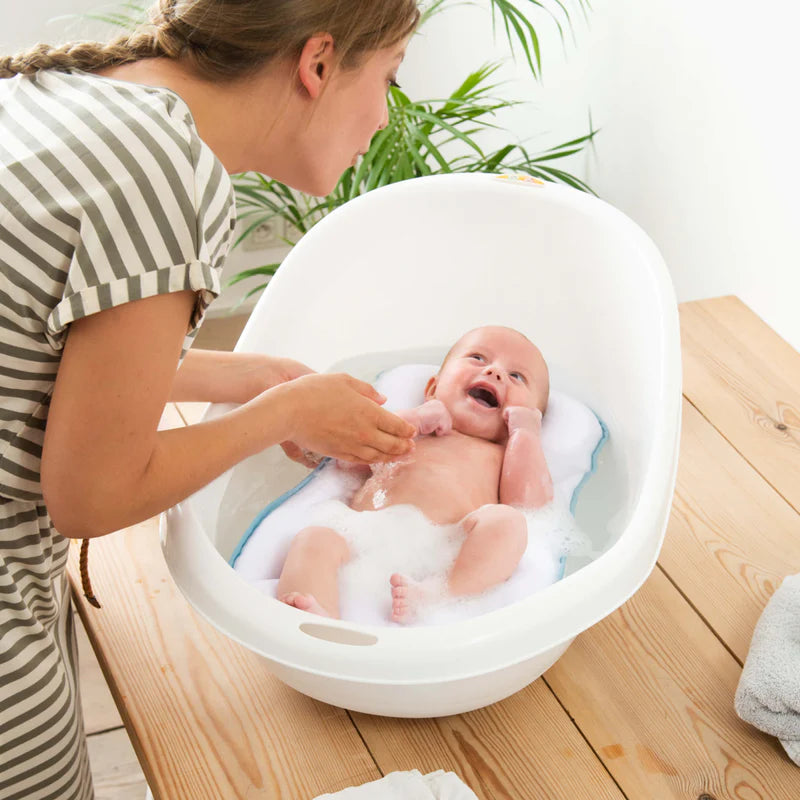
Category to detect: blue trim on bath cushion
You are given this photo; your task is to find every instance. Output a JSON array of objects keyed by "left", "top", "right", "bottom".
[
  {"left": 555, "top": 414, "right": 609, "bottom": 580},
  {"left": 569, "top": 416, "right": 609, "bottom": 516},
  {"left": 228, "top": 458, "right": 331, "bottom": 567}
]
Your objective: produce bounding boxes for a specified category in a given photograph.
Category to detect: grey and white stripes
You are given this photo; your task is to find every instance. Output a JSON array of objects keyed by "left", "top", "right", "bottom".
[{"left": 1, "top": 68, "right": 235, "bottom": 798}]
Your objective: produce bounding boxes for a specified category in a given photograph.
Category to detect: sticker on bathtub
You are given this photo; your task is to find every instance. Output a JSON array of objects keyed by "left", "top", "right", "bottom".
[{"left": 495, "top": 174, "right": 546, "bottom": 187}]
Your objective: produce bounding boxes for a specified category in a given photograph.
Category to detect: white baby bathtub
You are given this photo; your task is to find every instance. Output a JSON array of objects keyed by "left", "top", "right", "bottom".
[{"left": 162, "top": 173, "right": 681, "bottom": 717}]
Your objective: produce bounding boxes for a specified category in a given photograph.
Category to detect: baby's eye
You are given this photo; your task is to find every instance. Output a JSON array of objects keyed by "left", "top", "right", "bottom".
[
  {"left": 510, "top": 371, "right": 527, "bottom": 384},
  {"left": 468, "top": 353, "right": 485, "bottom": 362}
]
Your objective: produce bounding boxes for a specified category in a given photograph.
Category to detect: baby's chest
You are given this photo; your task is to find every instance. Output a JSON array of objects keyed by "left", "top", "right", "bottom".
[{"left": 415, "top": 435, "right": 504, "bottom": 486}]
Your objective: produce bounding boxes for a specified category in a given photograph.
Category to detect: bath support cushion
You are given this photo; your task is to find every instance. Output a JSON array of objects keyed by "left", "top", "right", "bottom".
[{"left": 230, "top": 364, "right": 607, "bottom": 625}]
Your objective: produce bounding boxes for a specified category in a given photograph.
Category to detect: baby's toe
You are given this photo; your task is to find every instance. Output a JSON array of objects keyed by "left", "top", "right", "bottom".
[
  {"left": 391, "top": 584, "right": 407, "bottom": 599},
  {"left": 279, "top": 592, "right": 312, "bottom": 611}
]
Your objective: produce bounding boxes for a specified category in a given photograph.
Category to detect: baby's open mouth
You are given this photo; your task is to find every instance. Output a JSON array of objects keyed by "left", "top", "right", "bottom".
[{"left": 468, "top": 386, "right": 499, "bottom": 408}]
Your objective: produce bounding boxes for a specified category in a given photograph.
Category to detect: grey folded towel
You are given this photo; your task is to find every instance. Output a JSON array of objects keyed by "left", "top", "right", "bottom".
[{"left": 734, "top": 573, "right": 800, "bottom": 765}]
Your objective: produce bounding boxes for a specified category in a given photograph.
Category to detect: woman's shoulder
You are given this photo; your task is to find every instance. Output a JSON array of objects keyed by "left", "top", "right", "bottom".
[
  {"left": 1, "top": 67, "right": 232, "bottom": 222},
  {"left": 18, "top": 68, "right": 198, "bottom": 157}
]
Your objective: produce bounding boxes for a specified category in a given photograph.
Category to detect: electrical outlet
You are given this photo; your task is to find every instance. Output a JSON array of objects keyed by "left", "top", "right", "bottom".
[
  {"left": 282, "top": 219, "right": 303, "bottom": 245},
  {"left": 242, "top": 219, "right": 283, "bottom": 252}
]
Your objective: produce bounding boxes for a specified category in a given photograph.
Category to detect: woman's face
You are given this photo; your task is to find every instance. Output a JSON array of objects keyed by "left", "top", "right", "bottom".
[{"left": 290, "top": 40, "right": 408, "bottom": 196}]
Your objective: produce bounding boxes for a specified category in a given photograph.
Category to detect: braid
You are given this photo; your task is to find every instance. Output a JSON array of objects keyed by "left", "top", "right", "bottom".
[
  {"left": 0, "top": 0, "right": 183, "bottom": 79},
  {"left": 79, "top": 539, "right": 101, "bottom": 609},
  {"left": 0, "top": 31, "right": 161, "bottom": 79}
]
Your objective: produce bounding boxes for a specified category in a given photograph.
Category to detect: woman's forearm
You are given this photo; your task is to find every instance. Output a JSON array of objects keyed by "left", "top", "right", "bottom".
[
  {"left": 171, "top": 348, "right": 270, "bottom": 403},
  {"left": 47, "top": 385, "right": 292, "bottom": 538}
]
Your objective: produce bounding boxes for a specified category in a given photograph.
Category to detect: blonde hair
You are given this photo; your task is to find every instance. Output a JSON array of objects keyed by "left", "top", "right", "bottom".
[{"left": 0, "top": 0, "right": 419, "bottom": 81}]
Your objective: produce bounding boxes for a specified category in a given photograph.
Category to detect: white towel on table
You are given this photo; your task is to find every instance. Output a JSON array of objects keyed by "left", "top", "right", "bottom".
[
  {"left": 734, "top": 573, "right": 800, "bottom": 766},
  {"left": 313, "top": 769, "right": 478, "bottom": 799}
]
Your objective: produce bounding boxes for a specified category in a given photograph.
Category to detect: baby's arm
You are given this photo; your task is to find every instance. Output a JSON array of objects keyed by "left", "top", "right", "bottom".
[
  {"left": 397, "top": 398, "right": 452, "bottom": 437},
  {"left": 499, "top": 406, "right": 554, "bottom": 509}
]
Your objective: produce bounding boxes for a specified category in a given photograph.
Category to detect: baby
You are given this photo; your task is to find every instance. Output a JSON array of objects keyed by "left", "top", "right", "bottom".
[{"left": 276, "top": 325, "right": 554, "bottom": 623}]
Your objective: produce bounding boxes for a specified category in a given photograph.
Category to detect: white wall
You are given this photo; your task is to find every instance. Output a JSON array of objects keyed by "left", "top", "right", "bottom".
[
  {"left": 585, "top": 0, "right": 800, "bottom": 350},
  {"left": 0, "top": 1, "right": 116, "bottom": 51},
  {"left": 6, "top": 2, "right": 800, "bottom": 348}
]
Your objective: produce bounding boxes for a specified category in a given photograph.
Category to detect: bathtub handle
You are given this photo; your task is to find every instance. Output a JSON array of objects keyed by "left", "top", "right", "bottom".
[{"left": 298, "top": 622, "right": 378, "bottom": 647}]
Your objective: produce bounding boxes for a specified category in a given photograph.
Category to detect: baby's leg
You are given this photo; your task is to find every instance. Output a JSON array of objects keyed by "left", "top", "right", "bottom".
[
  {"left": 277, "top": 526, "right": 349, "bottom": 618},
  {"left": 391, "top": 504, "right": 527, "bottom": 623},
  {"left": 448, "top": 504, "right": 528, "bottom": 596}
]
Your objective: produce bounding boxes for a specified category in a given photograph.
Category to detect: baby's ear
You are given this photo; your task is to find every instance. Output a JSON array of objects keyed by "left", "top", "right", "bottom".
[{"left": 424, "top": 375, "right": 438, "bottom": 399}]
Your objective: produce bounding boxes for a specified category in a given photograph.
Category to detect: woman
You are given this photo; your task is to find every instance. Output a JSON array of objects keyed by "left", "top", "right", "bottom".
[{"left": 0, "top": 1, "right": 419, "bottom": 797}]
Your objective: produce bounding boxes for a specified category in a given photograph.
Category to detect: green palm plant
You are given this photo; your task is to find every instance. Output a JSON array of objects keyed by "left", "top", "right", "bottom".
[{"left": 77, "top": 2, "right": 596, "bottom": 301}]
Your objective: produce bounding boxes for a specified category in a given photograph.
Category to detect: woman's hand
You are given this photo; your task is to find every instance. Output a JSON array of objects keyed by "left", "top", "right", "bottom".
[{"left": 269, "top": 373, "right": 416, "bottom": 464}]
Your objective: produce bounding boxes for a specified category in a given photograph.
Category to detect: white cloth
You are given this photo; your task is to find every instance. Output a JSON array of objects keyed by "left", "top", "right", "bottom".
[{"left": 313, "top": 769, "right": 478, "bottom": 799}]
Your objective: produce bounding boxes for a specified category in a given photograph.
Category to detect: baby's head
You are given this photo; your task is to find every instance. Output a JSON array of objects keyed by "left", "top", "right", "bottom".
[{"left": 424, "top": 326, "right": 549, "bottom": 444}]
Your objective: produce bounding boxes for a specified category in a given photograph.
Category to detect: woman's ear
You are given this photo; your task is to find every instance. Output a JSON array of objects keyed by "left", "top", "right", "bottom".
[
  {"left": 424, "top": 375, "right": 438, "bottom": 399},
  {"left": 297, "top": 33, "right": 335, "bottom": 99}
]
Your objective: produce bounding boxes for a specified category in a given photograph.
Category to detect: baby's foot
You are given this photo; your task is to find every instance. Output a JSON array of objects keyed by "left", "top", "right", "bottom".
[
  {"left": 278, "top": 591, "right": 333, "bottom": 618},
  {"left": 389, "top": 574, "right": 443, "bottom": 624}
]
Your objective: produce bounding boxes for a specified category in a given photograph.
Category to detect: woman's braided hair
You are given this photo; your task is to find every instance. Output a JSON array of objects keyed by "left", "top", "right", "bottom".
[{"left": 0, "top": 0, "right": 420, "bottom": 81}]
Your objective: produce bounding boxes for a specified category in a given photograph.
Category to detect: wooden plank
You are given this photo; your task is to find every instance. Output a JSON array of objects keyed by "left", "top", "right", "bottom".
[
  {"left": 545, "top": 567, "right": 800, "bottom": 799},
  {"left": 700, "top": 296, "right": 800, "bottom": 380},
  {"left": 352, "top": 679, "right": 626, "bottom": 800},
  {"left": 680, "top": 296, "right": 800, "bottom": 512},
  {"left": 659, "top": 399, "right": 800, "bottom": 661}
]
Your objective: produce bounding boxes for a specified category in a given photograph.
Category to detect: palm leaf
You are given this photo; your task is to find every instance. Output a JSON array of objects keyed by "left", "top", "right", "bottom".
[{"left": 226, "top": 264, "right": 281, "bottom": 287}]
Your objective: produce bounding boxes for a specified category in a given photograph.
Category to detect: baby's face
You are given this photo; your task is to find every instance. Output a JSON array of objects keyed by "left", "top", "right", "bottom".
[{"left": 426, "top": 326, "right": 549, "bottom": 443}]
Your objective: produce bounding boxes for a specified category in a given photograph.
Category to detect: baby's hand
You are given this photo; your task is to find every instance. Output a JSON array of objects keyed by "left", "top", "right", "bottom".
[
  {"left": 503, "top": 405, "right": 543, "bottom": 435},
  {"left": 413, "top": 398, "right": 452, "bottom": 437}
]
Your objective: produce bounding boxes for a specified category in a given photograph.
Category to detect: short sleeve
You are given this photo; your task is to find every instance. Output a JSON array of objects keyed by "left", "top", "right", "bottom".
[{"left": 38, "top": 72, "right": 236, "bottom": 350}]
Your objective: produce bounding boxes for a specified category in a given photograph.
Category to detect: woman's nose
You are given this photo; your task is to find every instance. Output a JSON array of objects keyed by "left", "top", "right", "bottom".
[{"left": 377, "top": 99, "right": 390, "bottom": 131}]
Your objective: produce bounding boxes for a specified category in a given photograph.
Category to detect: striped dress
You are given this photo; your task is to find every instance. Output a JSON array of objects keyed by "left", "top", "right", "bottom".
[{"left": 0, "top": 68, "right": 235, "bottom": 799}]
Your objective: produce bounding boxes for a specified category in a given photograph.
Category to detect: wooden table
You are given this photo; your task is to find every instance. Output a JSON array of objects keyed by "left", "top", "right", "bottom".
[{"left": 68, "top": 296, "right": 800, "bottom": 799}]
